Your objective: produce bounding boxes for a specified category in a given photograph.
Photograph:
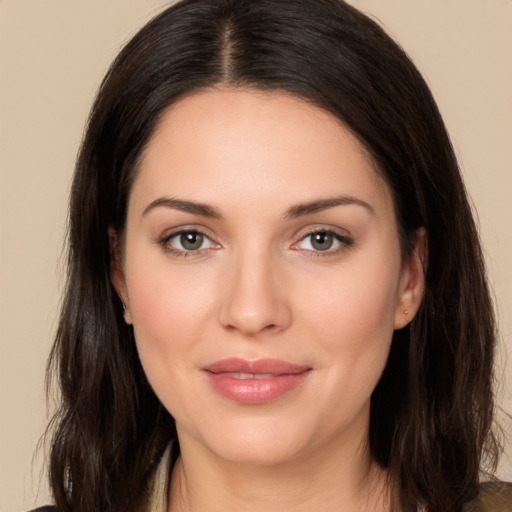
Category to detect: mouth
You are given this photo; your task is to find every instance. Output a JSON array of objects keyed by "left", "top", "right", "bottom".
[
  {"left": 202, "top": 358, "right": 312, "bottom": 405},
  {"left": 212, "top": 372, "right": 279, "bottom": 380}
]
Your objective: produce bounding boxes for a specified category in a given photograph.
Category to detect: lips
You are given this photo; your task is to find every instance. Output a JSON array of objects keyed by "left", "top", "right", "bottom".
[{"left": 202, "top": 358, "right": 312, "bottom": 404}]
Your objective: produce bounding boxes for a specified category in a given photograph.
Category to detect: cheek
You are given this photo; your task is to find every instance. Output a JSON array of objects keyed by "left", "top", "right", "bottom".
[
  {"left": 301, "top": 252, "right": 400, "bottom": 340},
  {"left": 127, "top": 237, "right": 213, "bottom": 328},
  {"left": 124, "top": 249, "right": 215, "bottom": 398},
  {"left": 296, "top": 252, "right": 401, "bottom": 401}
]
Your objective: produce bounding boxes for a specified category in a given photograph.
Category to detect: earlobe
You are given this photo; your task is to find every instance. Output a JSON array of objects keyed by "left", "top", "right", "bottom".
[
  {"left": 109, "top": 227, "right": 131, "bottom": 323},
  {"left": 394, "top": 228, "right": 427, "bottom": 329},
  {"left": 121, "top": 302, "right": 133, "bottom": 325}
]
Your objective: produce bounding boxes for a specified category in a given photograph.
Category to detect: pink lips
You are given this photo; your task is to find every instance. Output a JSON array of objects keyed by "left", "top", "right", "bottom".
[{"left": 202, "top": 358, "right": 311, "bottom": 404}]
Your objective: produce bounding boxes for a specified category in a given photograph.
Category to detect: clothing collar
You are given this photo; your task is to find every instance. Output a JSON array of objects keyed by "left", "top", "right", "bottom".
[{"left": 148, "top": 444, "right": 173, "bottom": 512}]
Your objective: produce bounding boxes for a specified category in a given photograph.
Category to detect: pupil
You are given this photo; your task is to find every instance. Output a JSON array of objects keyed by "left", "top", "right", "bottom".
[
  {"left": 181, "top": 232, "right": 203, "bottom": 250},
  {"left": 312, "top": 232, "right": 333, "bottom": 251}
]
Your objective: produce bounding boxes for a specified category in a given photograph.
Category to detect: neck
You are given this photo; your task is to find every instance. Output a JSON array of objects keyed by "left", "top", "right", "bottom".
[{"left": 168, "top": 431, "right": 393, "bottom": 512}]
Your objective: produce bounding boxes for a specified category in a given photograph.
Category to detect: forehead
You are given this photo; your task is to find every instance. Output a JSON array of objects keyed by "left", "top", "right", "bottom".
[{"left": 131, "top": 88, "right": 393, "bottom": 219}]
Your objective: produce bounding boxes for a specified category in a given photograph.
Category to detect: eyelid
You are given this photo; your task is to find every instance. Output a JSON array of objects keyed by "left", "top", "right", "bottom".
[{"left": 292, "top": 224, "right": 352, "bottom": 242}]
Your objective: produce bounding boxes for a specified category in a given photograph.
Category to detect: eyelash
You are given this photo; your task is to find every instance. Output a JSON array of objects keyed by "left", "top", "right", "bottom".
[{"left": 158, "top": 228, "right": 354, "bottom": 258}]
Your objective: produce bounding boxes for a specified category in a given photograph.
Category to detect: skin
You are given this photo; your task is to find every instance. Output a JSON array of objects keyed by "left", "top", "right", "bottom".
[{"left": 112, "top": 88, "right": 425, "bottom": 512}]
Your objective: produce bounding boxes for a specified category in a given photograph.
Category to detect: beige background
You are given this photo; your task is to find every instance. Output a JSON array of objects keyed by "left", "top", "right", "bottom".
[{"left": 1, "top": 1, "right": 511, "bottom": 510}]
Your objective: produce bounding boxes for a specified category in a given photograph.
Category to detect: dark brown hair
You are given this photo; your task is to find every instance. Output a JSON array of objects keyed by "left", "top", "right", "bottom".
[{"left": 46, "top": 1, "right": 500, "bottom": 511}]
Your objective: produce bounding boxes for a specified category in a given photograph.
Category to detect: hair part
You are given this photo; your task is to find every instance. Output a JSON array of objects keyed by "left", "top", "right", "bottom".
[{"left": 46, "top": 1, "right": 500, "bottom": 511}]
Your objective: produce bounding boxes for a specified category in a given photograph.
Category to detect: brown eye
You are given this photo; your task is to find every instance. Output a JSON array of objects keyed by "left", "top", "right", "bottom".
[
  {"left": 161, "top": 229, "right": 216, "bottom": 254},
  {"left": 310, "top": 232, "right": 334, "bottom": 251},
  {"left": 180, "top": 231, "right": 204, "bottom": 250}
]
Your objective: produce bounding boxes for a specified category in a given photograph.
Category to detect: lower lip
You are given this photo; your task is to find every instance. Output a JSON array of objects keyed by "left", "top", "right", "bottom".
[{"left": 204, "top": 371, "right": 311, "bottom": 404}]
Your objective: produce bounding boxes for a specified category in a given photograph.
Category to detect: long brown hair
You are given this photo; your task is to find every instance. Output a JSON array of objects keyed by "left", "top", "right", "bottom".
[{"left": 46, "top": 1, "right": 501, "bottom": 511}]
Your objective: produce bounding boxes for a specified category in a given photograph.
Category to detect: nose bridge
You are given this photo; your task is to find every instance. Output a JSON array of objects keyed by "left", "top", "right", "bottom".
[{"left": 219, "top": 243, "right": 290, "bottom": 336}]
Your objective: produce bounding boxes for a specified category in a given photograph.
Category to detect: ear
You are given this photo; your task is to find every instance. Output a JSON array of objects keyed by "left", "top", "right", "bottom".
[
  {"left": 394, "top": 228, "right": 427, "bottom": 329},
  {"left": 109, "top": 228, "right": 132, "bottom": 324}
]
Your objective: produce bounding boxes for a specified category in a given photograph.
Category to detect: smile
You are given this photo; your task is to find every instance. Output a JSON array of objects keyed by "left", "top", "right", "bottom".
[{"left": 202, "top": 358, "right": 312, "bottom": 405}]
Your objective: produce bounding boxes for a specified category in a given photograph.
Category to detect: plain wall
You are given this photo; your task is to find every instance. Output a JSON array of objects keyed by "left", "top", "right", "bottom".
[{"left": 1, "top": 1, "right": 510, "bottom": 510}]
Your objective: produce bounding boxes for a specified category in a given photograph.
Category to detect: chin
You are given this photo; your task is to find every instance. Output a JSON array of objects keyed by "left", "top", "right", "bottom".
[
  {"left": 212, "top": 436, "right": 306, "bottom": 466},
  {"left": 185, "top": 414, "right": 315, "bottom": 466}
]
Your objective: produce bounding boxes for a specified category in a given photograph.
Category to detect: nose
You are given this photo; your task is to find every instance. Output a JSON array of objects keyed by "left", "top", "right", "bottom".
[{"left": 218, "top": 249, "right": 292, "bottom": 337}]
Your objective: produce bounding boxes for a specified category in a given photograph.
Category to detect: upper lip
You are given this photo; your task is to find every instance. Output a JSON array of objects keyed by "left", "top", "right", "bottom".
[{"left": 202, "top": 358, "right": 311, "bottom": 375}]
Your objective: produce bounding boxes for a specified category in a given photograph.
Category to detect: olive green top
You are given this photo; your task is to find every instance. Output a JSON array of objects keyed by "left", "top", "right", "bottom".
[{"left": 463, "top": 481, "right": 512, "bottom": 512}]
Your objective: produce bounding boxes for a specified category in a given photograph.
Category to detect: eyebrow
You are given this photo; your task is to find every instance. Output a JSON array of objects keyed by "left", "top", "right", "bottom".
[
  {"left": 142, "top": 195, "right": 374, "bottom": 220},
  {"left": 142, "top": 197, "right": 224, "bottom": 219},
  {"left": 285, "top": 196, "right": 374, "bottom": 218}
]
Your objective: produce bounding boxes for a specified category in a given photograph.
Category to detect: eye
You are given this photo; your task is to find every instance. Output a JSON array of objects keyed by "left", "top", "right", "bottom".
[
  {"left": 160, "top": 229, "right": 216, "bottom": 254},
  {"left": 294, "top": 229, "right": 353, "bottom": 254}
]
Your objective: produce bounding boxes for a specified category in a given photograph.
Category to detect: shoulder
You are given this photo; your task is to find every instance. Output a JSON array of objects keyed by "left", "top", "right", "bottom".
[
  {"left": 464, "top": 481, "right": 512, "bottom": 512},
  {"left": 28, "top": 507, "right": 57, "bottom": 512}
]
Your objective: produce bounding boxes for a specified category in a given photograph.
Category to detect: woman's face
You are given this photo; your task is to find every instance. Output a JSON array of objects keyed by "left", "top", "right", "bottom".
[{"left": 114, "top": 89, "right": 423, "bottom": 465}]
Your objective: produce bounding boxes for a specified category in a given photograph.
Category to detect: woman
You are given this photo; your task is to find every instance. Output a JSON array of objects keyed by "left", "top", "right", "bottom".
[{"left": 36, "top": 0, "right": 510, "bottom": 511}]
